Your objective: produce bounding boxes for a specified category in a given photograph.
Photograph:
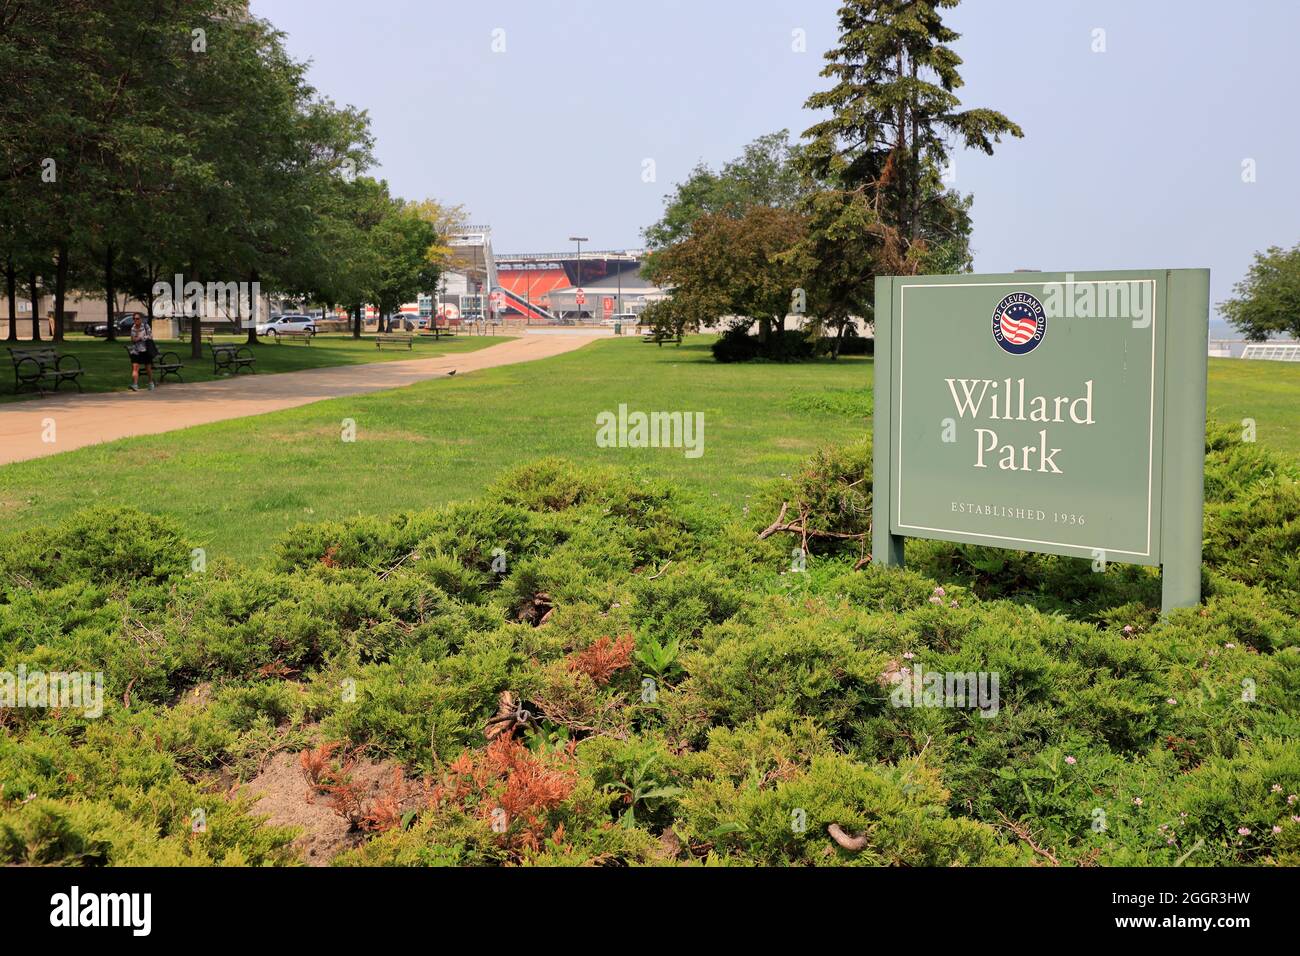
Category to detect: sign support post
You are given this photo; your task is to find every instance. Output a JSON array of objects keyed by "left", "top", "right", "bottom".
[
  {"left": 1157, "top": 269, "right": 1209, "bottom": 614},
  {"left": 872, "top": 275, "right": 904, "bottom": 568}
]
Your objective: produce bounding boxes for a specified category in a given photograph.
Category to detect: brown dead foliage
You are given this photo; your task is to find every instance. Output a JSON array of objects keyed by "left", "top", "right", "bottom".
[
  {"left": 565, "top": 634, "right": 635, "bottom": 686},
  {"left": 433, "top": 735, "right": 578, "bottom": 854},
  {"left": 299, "top": 741, "right": 424, "bottom": 832}
]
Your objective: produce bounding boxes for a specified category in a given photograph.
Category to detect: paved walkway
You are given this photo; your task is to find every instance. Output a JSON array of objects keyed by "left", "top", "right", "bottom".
[{"left": 0, "top": 332, "right": 602, "bottom": 465}]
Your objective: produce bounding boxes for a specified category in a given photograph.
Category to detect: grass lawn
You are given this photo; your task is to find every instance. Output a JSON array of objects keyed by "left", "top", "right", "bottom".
[
  {"left": 1, "top": 339, "right": 1296, "bottom": 564},
  {"left": 0, "top": 332, "right": 508, "bottom": 404},
  {"left": 0, "top": 337, "right": 870, "bottom": 561},
  {"left": 1208, "top": 356, "right": 1300, "bottom": 458}
]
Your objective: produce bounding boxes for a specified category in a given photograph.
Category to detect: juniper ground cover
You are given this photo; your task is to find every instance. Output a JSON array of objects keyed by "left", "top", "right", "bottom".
[{"left": 0, "top": 340, "right": 1297, "bottom": 866}]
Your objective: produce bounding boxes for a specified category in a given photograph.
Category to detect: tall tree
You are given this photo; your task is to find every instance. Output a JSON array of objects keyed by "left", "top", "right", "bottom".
[{"left": 803, "top": 0, "right": 1022, "bottom": 260}]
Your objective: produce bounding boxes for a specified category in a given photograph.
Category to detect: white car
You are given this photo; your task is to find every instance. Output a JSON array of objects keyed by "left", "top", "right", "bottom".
[{"left": 257, "top": 314, "right": 316, "bottom": 338}]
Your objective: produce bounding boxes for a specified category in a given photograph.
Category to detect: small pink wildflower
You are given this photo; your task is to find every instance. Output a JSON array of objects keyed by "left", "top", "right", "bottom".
[
  {"left": 1133, "top": 797, "right": 1143, "bottom": 806},
  {"left": 1065, "top": 756, "right": 1077, "bottom": 765},
  {"left": 1237, "top": 827, "right": 1251, "bottom": 836}
]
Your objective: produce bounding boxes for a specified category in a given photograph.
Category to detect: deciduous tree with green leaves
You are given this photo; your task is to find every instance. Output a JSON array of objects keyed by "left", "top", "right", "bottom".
[
  {"left": 651, "top": 205, "right": 807, "bottom": 344},
  {"left": 1220, "top": 243, "right": 1300, "bottom": 342},
  {"left": 642, "top": 130, "right": 809, "bottom": 254}
]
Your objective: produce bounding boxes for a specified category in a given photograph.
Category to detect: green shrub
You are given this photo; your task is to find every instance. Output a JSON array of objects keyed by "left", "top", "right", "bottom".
[
  {"left": 2, "top": 425, "right": 1296, "bottom": 867},
  {"left": 0, "top": 507, "right": 190, "bottom": 601}
]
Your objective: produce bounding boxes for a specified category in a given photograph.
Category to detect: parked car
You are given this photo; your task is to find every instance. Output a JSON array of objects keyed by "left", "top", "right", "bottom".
[
  {"left": 86, "top": 312, "right": 149, "bottom": 337},
  {"left": 256, "top": 314, "right": 316, "bottom": 338}
]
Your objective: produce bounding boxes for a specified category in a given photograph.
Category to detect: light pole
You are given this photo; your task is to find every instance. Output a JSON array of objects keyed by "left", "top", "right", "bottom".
[{"left": 569, "top": 235, "right": 587, "bottom": 323}]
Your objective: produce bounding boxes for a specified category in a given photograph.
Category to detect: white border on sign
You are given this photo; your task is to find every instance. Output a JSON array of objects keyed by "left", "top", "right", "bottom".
[{"left": 895, "top": 279, "right": 1158, "bottom": 558}]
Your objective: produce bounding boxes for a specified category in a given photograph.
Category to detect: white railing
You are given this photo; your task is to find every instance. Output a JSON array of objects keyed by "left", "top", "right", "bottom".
[{"left": 1241, "top": 343, "right": 1300, "bottom": 362}]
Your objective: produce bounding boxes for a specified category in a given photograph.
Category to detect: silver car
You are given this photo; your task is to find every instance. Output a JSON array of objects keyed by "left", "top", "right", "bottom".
[{"left": 257, "top": 314, "right": 316, "bottom": 338}]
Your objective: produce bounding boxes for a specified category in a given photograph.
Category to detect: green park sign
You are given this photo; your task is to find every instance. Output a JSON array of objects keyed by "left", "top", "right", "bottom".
[{"left": 872, "top": 269, "right": 1210, "bottom": 613}]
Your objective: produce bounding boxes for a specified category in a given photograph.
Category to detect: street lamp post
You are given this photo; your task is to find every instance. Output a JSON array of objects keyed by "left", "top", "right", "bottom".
[{"left": 568, "top": 235, "right": 587, "bottom": 323}]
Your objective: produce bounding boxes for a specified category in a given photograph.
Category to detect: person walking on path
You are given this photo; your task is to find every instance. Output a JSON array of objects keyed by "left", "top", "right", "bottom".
[{"left": 127, "top": 314, "right": 157, "bottom": 391}]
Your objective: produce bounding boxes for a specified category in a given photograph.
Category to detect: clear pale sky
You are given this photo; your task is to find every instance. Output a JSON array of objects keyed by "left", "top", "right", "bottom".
[{"left": 252, "top": 0, "right": 1300, "bottom": 322}]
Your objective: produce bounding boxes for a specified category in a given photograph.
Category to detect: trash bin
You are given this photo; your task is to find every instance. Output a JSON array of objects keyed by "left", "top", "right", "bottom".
[{"left": 613, "top": 321, "right": 622, "bottom": 336}]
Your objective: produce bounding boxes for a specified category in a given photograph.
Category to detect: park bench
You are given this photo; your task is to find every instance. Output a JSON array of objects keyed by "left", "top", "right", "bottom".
[
  {"left": 425, "top": 324, "right": 457, "bottom": 340},
  {"left": 273, "top": 330, "right": 314, "bottom": 345},
  {"left": 7, "top": 346, "right": 84, "bottom": 394},
  {"left": 374, "top": 333, "right": 414, "bottom": 350},
  {"left": 122, "top": 345, "right": 185, "bottom": 382},
  {"left": 642, "top": 330, "right": 683, "bottom": 347},
  {"left": 204, "top": 336, "right": 256, "bottom": 375}
]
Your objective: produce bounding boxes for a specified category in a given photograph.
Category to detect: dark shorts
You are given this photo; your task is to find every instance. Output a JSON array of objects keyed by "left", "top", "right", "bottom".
[{"left": 129, "top": 342, "right": 157, "bottom": 364}]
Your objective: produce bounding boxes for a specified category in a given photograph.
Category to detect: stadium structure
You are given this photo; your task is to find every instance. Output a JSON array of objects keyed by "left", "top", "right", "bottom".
[{"left": 402, "top": 225, "right": 666, "bottom": 325}]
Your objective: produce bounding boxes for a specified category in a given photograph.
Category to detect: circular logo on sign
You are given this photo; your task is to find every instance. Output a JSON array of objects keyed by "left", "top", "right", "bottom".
[{"left": 991, "top": 292, "right": 1046, "bottom": 355}]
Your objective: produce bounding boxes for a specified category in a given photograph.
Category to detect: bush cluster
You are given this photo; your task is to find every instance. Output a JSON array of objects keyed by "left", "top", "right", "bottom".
[{"left": 1, "top": 427, "right": 1297, "bottom": 866}]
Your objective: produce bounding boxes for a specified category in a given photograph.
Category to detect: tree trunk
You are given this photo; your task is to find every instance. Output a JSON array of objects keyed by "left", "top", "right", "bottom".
[
  {"left": 351, "top": 303, "right": 361, "bottom": 339},
  {"left": 758, "top": 316, "right": 770, "bottom": 344},
  {"left": 29, "top": 272, "right": 42, "bottom": 342},
  {"left": 832, "top": 320, "right": 847, "bottom": 360},
  {"left": 53, "top": 243, "right": 68, "bottom": 342},
  {"left": 189, "top": 262, "right": 202, "bottom": 359},
  {"left": 4, "top": 258, "right": 16, "bottom": 342},
  {"left": 104, "top": 245, "right": 116, "bottom": 342},
  {"left": 245, "top": 269, "right": 259, "bottom": 345}
]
